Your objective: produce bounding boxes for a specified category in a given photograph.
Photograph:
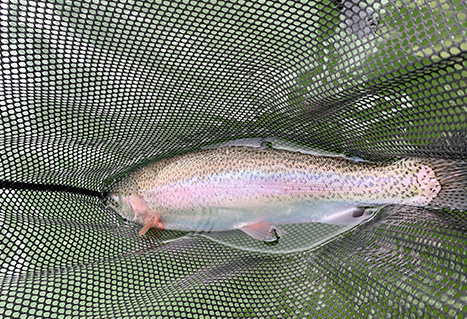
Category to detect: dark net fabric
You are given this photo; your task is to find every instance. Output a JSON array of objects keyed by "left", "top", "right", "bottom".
[{"left": 1, "top": 0, "right": 466, "bottom": 318}]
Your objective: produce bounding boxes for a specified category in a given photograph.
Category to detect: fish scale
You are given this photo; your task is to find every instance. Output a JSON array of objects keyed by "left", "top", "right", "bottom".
[{"left": 107, "top": 146, "right": 466, "bottom": 241}]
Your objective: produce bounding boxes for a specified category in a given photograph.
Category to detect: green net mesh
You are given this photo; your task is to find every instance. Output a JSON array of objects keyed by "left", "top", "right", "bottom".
[{"left": 1, "top": 0, "right": 466, "bottom": 318}]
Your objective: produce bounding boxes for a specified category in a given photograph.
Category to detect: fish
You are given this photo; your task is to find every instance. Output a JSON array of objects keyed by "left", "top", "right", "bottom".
[{"left": 106, "top": 146, "right": 467, "bottom": 242}]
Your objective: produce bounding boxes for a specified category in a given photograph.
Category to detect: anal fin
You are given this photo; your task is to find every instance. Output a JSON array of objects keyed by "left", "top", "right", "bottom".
[
  {"left": 240, "top": 222, "right": 285, "bottom": 242},
  {"left": 320, "top": 206, "right": 379, "bottom": 226}
]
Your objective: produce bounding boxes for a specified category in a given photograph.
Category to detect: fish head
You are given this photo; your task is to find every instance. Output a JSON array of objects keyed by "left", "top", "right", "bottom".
[
  {"left": 106, "top": 192, "right": 136, "bottom": 221},
  {"left": 107, "top": 191, "right": 152, "bottom": 225}
]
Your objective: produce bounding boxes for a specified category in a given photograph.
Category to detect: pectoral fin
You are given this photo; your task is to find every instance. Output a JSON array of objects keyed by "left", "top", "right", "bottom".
[
  {"left": 126, "top": 195, "right": 164, "bottom": 236},
  {"left": 139, "top": 215, "right": 156, "bottom": 236},
  {"left": 240, "top": 222, "right": 285, "bottom": 242}
]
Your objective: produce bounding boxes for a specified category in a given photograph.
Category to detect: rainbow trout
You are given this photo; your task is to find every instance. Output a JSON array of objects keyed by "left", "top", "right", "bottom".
[{"left": 107, "top": 146, "right": 466, "bottom": 241}]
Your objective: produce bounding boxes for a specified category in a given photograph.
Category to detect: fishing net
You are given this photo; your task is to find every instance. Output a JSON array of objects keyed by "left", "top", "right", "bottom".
[{"left": 1, "top": 0, "right": 466, "bottom": 318}]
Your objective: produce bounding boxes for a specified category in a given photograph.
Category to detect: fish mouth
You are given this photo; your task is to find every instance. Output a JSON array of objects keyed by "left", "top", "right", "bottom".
[{"left": 106, "top": 193, "right": 122, "bottom": 211}]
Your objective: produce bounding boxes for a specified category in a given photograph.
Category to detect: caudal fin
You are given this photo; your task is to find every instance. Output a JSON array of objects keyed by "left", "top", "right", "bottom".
[{"left": 426, "top": 159, "right": 467, "bottom": 211}]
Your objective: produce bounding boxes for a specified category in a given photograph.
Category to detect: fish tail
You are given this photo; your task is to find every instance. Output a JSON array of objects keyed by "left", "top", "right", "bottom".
[{"left": 425, "top": 159, "right": 467, "bottom": 211}]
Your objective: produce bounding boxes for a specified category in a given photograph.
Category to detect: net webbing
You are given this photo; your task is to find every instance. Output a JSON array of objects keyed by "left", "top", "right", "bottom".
[{"left": 1, "top": 0, "right": 466, "bottom": 318}]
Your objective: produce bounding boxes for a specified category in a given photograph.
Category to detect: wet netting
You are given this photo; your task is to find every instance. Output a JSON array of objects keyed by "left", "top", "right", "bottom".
[{"left": 1, "top": 0, "right": 467, "bottom": 318}]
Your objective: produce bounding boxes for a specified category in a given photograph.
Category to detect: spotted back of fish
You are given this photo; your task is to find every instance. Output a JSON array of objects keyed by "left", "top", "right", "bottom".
[{"left": 110, "top": 147, "right": 444, "bottom": 211}]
